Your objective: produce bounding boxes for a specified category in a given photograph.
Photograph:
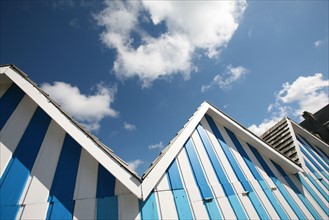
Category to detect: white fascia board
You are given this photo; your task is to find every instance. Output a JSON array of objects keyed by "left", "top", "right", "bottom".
[
  {"left": 4, "top": 67, "right": 142, "bottom": 199},
  {"left": 141, "top": 102, "right": 210, "bottom": 200},
  {"left": 0, "top": 66, "right": 11, "bottom": 75},
  {"left": 289, "top": 119, "right": 329, "bottom": 154},
  {"left": 206, "top": 105, "right": 303, "bottom": 174}
]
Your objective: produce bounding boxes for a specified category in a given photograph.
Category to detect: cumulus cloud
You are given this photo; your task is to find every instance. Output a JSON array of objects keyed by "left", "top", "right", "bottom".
[
  {"left": 148, "top": 141, "right": 165, "bottom": 151},
  {"left": 127, "top": 159, "right": 144, "bottom": 171},
  {"left": 314, "top": 40, "right": 323, "bottom": 48},
  {"left": 201, "top": 65, "right": 248, "bottom": 92},
  {"left": 95, "top": 0, "right": 247, "bottom": 87},
  {"left": 249, "top": 73, "right": 329, "bottom": 136},
  {"left": 41, "top": 82, "right": 118, "bottom": 131},
  {"left": 123, "top": 122, "right": 136, "bottom": 131}
]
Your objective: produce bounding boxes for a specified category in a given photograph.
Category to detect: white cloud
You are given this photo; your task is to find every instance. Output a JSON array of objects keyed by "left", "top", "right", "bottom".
[
  {"left": 148, "top": 141, "right": 165, "bottom": 151},
  {"left": 69, "top": 18, "right": 80, "bottom": 29},
  {"left": 95, "top": 1, "right": 247, "bottom": 87},
  {"left": 249, "top": 73, "right": 329, "bottom": 136},
  {"left": 201, "top": 65, "right": 248, "bottom": 92},
  {"left": 314, "top": 40, "right": 322, "bottom": 48},
  {"left": 127, "top": 159, "right": 144, "bottom": 171},
  {"left": 123, "top": 122, "right": 136, "bottom": 131},
  {"left": 41, "top": 82, "right": 118, "bottom": 131}
]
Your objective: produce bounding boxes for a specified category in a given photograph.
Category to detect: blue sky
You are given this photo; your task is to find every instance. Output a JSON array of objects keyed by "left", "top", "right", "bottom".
[{"left": 1, "top": 0, "right": 328, "bottom": 175}]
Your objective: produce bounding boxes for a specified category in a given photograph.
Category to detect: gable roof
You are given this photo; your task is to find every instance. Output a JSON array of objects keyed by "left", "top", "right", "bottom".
[
  {"left": 0, "top": 64, "right": 142, "bottom": 199},
  {"left": 1, "top": 64, "right": 307, "bottom": 201}
]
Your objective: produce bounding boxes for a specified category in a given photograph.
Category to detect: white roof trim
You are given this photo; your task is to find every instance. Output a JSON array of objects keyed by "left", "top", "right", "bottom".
[
  {"left": 289, "top": 119, "right": 329, "bottom": 154},
  {"left": 1, "top": 65, "right": 142, "bottom": 199}
]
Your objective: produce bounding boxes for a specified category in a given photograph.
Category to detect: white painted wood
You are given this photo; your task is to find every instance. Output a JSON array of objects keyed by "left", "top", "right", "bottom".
[
  {"left": 303, "top": 162, "right": 328, "bottom": 193},
  {"left": 74, "top": 149, "right": 98, "bottom": 200},
  {"left": 155, "top": 173, "right": 170, "bottom": 192},
  {"left": 0, "top": 95, "right": 37, "bottom": 177},
  {"left": 303, "top": 155, "right": 329, "bottom": 185},
  {"left": 21, "top": 120, "right": 65, "bottom": 205},
  {"left": 4, "top": 67, "right": 142, "bottom": 198},
  {"left": 118, "top": 193, "right": 141, "bottom": 220},
  {"left": 73, "top": 198, "right": 96, "bottom": 220},
  {"left": 156, "top": 190, "right": 179, "bottom": 219},
  {"left": 299, "top": 139, "right": 329, "bottom": 171},
  {"left": 176, "top": 148, "right": 207, "bottom": 219},
  {"left": 20, "top": 203, "right": 49, "bottom": 219},
  {"left": 216, "top": 197, "right": 237, "bottom": 220}
]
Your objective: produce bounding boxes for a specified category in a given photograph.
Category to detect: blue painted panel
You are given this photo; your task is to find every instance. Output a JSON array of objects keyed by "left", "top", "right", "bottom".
[
  {"left": 46, "top": 201, "right": 75, "bottom": 220},
  {"left": 305, "top": 174, "right": 329, "bottom": 202},
  {"left": 0, "top": 83, "right": 25, "bottom": 130},
  {"left": 304, "top": 160, "right": 329, "bottom": 190},
  {"left": 96, "top": 196, "right": 118, "bottom": 220},
  {"left": 185, "top": 139, "right": 213, "bottom": 200},
  {"left": 96, "top": 164, "right": 116, "bottom": 198},
  {"left": 297, "top": 173, "right": 329, "bottom": 216},
  {"left": 299, "top": 136, "right": 329, "bottom": 164},
  {"left": 204, "top": 200, "right": 222, "bottom": 220},
  {"left": 0, "top": 205, "right": 20, "bottom": 220},
  {"left": 249, "top": 144, "right": 307, "bottom": 219},
  {"left": 172, "top": 189, "right": 193, "bottom": 219},
  {"left": 139, "top": 193, "right": 159, "bottom": 220},
  {"left": 0, "top": 106, "right": 51, "bottom": 218},
  {"left": 47, "top": 134, "right": 81, "bottom": 219},
  {"left": 298, "top": 136, "right": 329, "bottom": 172},
  {"left": 273, "top": 162, "right": 321, "bottom": 219},
  {"left": 167, "top": 160, "right": 183, "bottom": 190},
  {"left": 315, "top": 145, "right": 329, "bottom": 160},
  {"left": 196, "top": 124, "right": 247, "bottom": 219}
]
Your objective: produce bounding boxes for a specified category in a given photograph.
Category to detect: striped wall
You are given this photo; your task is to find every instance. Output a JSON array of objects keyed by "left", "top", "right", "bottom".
[
  {"left": 0, "top": 82, "right": 139, "bottom": 220},
  {"left": 149, "top": 115, "right": 329, "bottom": 220},
  {"left": 1, "top": 77, "right": 328, "bottom": 219}
]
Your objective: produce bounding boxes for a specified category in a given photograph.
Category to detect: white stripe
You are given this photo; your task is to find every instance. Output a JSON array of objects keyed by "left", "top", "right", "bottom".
[
  {"left": 303, "top": 155, "right": 329, "bottom": 185},
  {"left": 20, "top": 203, "right": 49, "bottom": 220},
  {"left": 73, "top": 198, "right": 96, "bottom": 220},
  {"left": 73, "top": 149, "right": 98, "bottom": 200},
  {"left": 156, "top": 190, "right": 179, "bottom": 219},
  {"left": 20, "top": 120, "right": 65, "bottom": 205},
  {"left": 299, "top": 139, "right": 329, "bottom": 171},
  {"left": 177, "top": 148, "right": 208, "bottom": 219},
  {"left": 0, "top": 95, "right": 37, "bottom": 177},
  {"left": 155, "top": 173, "right": 170, "bottom": 192},
  {"left": 116, "top": 181, "right": 141, "bottom": 220}
]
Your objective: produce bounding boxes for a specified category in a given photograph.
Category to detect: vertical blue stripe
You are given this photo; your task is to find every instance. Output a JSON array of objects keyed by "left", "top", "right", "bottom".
[
  {"left": 304, "top": 174, "right": 329, "bottom": 202},
  {"left": 184, "top": 139, "right": 222, "bottom": 219},
  {"left": 315, "top": 145, "right": 329, "bottom": 160},
  {"left": 225, "top": 128, "right": 289, "bottom": 219},
  {"left": 196, "top": 124, "right": 248, "bottom": 220},
  {"left": 97, "top": 165, "right": 116, "bottom": 197},
  {"left": 96, "top": 197, "right": 118, "bottom": 220},
  {"left": 139, "top": 193, "right": 159, "bottom": 220},
  {"left": 297, "top": 173, "right": 329, "bottom": 215},
  {"left": 205, "top": 115, "right": 270, "bottom": 219},
  {"left": 298, "top": 136, "right": 329, "bottom": 172},
  {"left": 273, "top": 162, "right": 321, "bottom": 219},
  {"left": 185, "top": 139, "right": 214, "bottom": 200},
  {"left": 167, "top": 160, "right": 193, "bottom": 219},
  {"left": 249, "top": 144, "right": 307, "bottom": 219},
  {"left": 46, "top": 135, "right": 81, "bottom": 220},
  {"left": 0, "top": 83, "right": 25, "bottom": 130},
  {"left": 96, "top": 164, "right": 118, "bottom": 219},
  {"left": 167, "top": 160, "right": 183, "bottom": 190},
  {"left": 299, "top": 136, "right": 329, "bottom": 163},
  {"left": 0, "top": 107, "right": 51, "bottom": 219}
]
